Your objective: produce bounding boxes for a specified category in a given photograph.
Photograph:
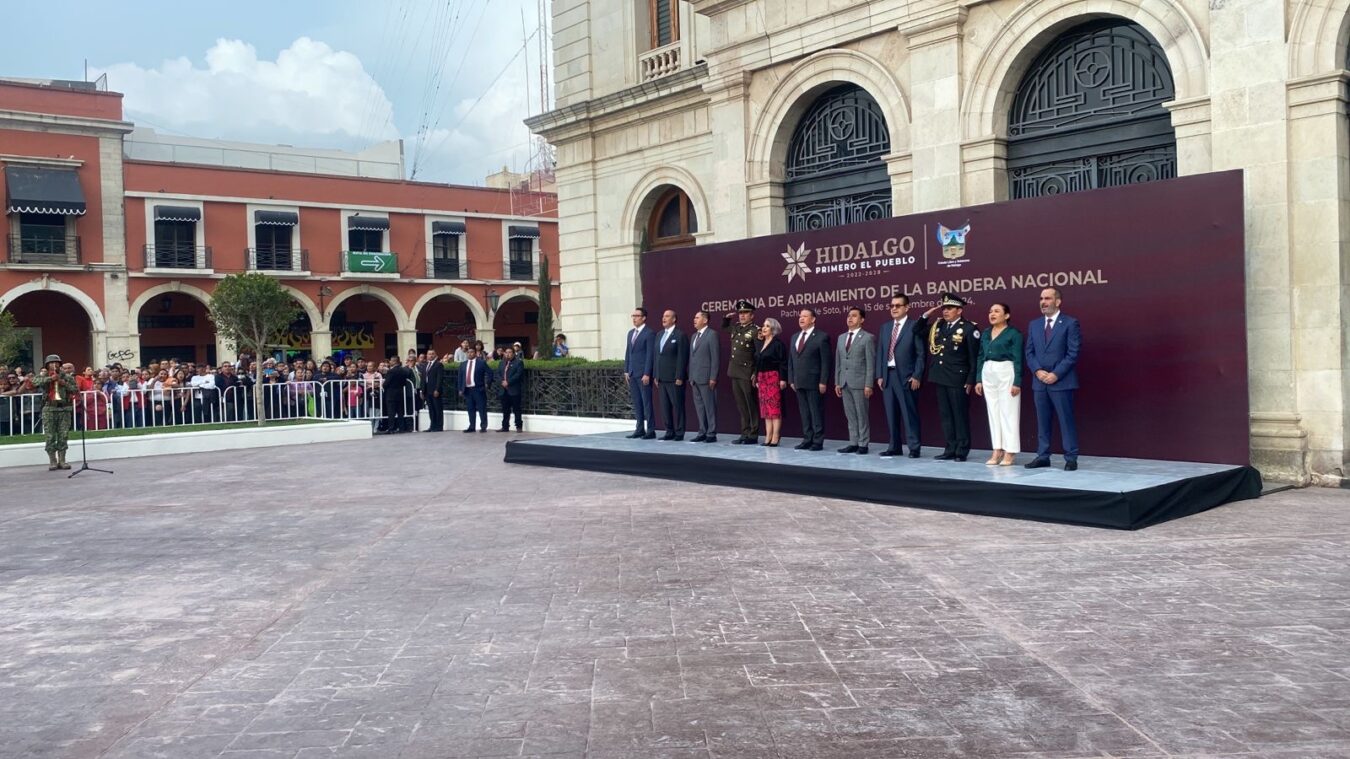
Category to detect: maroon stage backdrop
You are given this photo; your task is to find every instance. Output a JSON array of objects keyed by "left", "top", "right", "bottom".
[{"left": 639, "top": 170, "right": 1249, "bottom": 465}]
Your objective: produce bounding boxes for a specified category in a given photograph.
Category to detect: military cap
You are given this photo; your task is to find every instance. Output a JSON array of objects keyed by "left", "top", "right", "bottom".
[
  {"left": 43, "top": 353, "right": 61, "bottom": 365},
  {"left": 736, "top": 299, "right": 755, "bottom": 312},
  {"left": 939, "top": 293, "right": 966, "bottom": 308}
]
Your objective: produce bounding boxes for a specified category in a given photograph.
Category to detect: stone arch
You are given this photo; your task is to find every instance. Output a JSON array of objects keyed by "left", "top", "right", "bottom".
[
  {"left": 0, "top": 277, "right": 107, "bottom": 332},
  {"left": 324, "top": 284, "right": 410, "bottom": 330},
  {"left": 279, "top": 285, "right": 324, "bottom": 329},
  {"left": 493, "top": 287, "right": 540, "bottom": 308},
  {"left": 747, "top": 48, "right": 911, "bottom": 184},
  {"left": 1289, "top": 0, "right": 1350, "bottom": 78},
  {"left": 128, "top": 281, "right": 214, "bottom": 322},
  {"left": 409, "top": 286, "right": 489, "bottom": 329},
  {"left": 962, "top": 0, "right": 1208, "bottom": 141},
  {"left": 620, "top": 166, "right": 711, "bottom": 248}
]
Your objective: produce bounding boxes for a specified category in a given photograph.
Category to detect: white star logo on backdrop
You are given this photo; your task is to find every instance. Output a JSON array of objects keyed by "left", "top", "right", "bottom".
[{"left": 781, "top": 243, "right": 810, "bottom": 282}]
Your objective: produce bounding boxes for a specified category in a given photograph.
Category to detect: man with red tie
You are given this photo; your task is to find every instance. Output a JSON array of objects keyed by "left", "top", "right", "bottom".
[
  {"left": 457, "top": 345, "right": 491, "bottom": 432},
  {"left": 1024, "top": 287, "right": 1081, "bottom": 470},
  {"left": 786, "top": 308, "right": 831, "bottom": 451}
]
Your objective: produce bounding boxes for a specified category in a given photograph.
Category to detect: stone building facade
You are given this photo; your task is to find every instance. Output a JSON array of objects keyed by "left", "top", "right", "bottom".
[{"left": 527, "top": 0, "right": 1350, "bottom": 485}]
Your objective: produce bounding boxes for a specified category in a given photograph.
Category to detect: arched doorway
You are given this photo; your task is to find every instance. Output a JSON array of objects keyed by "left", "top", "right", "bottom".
[
  {"left": 329, "top": 293, "right": 401, "bottom": 362},
  {"left": 492, "top": 295, "right": 538, "bottom": 358},
  {"left": 645, "top": 186, "right": 698, "bottom": 249},
  {"left": 416, "top": 294, "right": 479, "bottom": 357},
  {"left": 1007, "top": 19, "right": 1177, "bottom": 199},
  {"left": 2, "top": 291, "right": 94, "bottom": 369},
  {"left": 273, "top": 305, "right": 313, "bottom": 362},
  {"left": 137, "top": 292, "right": 215, "bottom": 365},
  {"left": 784, "top": 84, "right": 892, "bottom": 232}
]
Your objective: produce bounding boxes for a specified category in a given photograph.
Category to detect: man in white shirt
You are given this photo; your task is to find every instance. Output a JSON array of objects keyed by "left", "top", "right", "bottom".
[{"left": 188, "top": 365, "right": 218, "bottom": 423}]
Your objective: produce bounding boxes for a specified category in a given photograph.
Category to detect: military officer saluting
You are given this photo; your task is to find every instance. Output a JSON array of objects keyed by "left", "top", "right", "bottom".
[
  {"left": 919, "top": 294, "right": 981, "bottom": 461},
  {"left": 722, "top": 300, "right": 760, "bottom": 444}
]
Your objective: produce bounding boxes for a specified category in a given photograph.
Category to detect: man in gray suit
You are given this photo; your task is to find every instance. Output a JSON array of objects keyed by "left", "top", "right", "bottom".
[
  {"left": 687, "top": 310, "right": 720, "bottom": 443},
  {"left": 834, "top": 306, "right": 875, "bottom": 454}
]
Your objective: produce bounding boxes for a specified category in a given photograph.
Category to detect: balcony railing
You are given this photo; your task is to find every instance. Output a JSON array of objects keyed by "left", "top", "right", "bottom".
[
  {"left": 427, "top": 258, "right": 468, "bottom": 279},
  {"left": 6, "top": 234, "right": 81, "bottom": 265},
  {"left": 639, "top": 41, "right": 682, "bottom": 82},
  {"left": 144, "top": 244, "right": 212, "bottom": 270},
  {"left": 508, "top": 258, "right": 540, "bottom": 281},
  {"left": 248, "top": 247, "right": 309, "bottom": 272}
]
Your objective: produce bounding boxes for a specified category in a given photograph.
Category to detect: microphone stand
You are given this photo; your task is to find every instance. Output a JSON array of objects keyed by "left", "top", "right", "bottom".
[{"left": 68, "top": 401, "right": 112, "bottom": 478}]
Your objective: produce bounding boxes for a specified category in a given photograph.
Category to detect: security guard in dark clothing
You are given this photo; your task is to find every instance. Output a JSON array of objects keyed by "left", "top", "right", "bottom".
[
  {"left": 721, "top": 300, "right": 759, "bottom": 444},
  {"left": 920, "top": 294, "right": 981, "bottom": 460}
]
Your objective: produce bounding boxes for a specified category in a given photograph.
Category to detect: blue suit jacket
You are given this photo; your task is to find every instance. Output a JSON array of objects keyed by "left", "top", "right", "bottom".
[
  {"left": 874, "top": 316, "right": 925, "bottom": 384},
  {"left": 457, "top": 358, "right": 493, "bottom": 393},
  {"left": 624, "top": 325, "right": 657, "bottom": 378},
  {"left": 1025, "top": 314, "right": 1080, "bottom": 391}
]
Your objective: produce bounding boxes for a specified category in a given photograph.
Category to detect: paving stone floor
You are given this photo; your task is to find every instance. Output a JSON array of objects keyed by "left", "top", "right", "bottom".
[{"left": 1, "top": 432, "right": 1349, "bottom": 759}]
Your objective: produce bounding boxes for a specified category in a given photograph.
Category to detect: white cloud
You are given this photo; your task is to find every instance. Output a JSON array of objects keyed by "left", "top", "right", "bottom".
[
  {"left": 94, "top": 33, "right": 548, "bottom": 185},
  {"left": 97, "top": 37, "right": 399, "bottom": 144}
]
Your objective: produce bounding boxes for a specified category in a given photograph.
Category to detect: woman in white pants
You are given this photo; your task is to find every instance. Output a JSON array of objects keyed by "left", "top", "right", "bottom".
[{"left": 974, "top": 302, "right": 1023, "bottom": 466}]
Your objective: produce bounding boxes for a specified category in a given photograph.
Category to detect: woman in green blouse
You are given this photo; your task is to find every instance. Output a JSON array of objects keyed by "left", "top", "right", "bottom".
[{"left": 974, "top": 302, "right": 1023, "bottom": 466}]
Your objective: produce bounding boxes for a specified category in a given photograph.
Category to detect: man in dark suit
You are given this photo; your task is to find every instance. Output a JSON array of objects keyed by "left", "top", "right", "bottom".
[
  {"left": 383, "top": 357, "right": 416, "bottom": 433},
  {"left": 687, "top": 310, "right": 719, "bottom": 443},
  {"left": 623, "top": 306, "right": 658, "bottom": 439},
  {"left": 497, "top": 346, "right": 525, "bottom": 432},
  {"left": 922, "top": 294, "right": 980, "bottom": 460},
  {"left": 875, "top": 294, "right": 925, "bottom": 458},
  {"left": 424, "top": 349, "right": 445, "bottom": 431},
  {"left": 787, "top": 307, "right": 831, "bottom": 451},
  {"left": 654, "top": 309, "right": 689, "bottom": 441},
  {"left": 457, "top": 346, "right": 491, "bottom": 432},
  {"left": 1025, "top": 287, "right": 1081, "bottom": 470}
]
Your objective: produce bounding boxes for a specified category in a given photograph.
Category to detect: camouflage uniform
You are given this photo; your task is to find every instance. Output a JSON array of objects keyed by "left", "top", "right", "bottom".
[
  {"left": 721, "top": 304, "right": 760, "bottom": 443},
  {"left": 31, "top": 369, "right": 77, "bottom": 468}
]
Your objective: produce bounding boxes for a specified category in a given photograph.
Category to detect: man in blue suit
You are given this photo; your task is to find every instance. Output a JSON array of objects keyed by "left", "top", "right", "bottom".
[
  {"left": 457, "top": 345, "right": 492, "bottom": 432},
  {"left": 623, "top": 306, "right": 658, "bottom": 439},
  {"left": 1024, "top": 287, "right": 1080, "bottom": 470},
  {"left": 874, "top": 294, "right": 926, "bottom": 458}
]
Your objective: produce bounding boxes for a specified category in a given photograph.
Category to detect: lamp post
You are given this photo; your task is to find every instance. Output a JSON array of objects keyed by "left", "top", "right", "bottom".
[{"left": 486, "top": 287, "right": 500, "bottom": 316}]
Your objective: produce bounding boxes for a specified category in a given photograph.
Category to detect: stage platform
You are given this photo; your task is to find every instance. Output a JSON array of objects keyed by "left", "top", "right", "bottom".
[{"left": 504, "top": 432, "right": 1263, "bottom": 530}]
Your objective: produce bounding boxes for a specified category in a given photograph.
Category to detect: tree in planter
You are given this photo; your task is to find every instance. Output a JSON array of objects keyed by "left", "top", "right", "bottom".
[
  {"left": 208, "top": 274, "right": 300, "bottom": 425},
  {"left": 0, "top": 311, "right": 30, "bottom": 367},
  {"left": 536, "top": 254, "right": 555, "bottom": 360}
]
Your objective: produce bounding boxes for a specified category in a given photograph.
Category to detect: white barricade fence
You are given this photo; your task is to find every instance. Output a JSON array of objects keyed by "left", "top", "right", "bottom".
[{"left": 1, "top": 381, "right": 419, "bottom": 437}]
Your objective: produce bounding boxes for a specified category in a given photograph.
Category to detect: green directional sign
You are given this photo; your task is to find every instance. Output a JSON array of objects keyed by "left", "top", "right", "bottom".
[{"left": 345, "top": 251, "right": 396, "bottom": 274}]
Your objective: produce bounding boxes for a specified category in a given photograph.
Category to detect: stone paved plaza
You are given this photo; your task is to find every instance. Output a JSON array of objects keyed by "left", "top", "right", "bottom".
[{"left": 2, "top": 433, "right": 1350, "bottom": 759}]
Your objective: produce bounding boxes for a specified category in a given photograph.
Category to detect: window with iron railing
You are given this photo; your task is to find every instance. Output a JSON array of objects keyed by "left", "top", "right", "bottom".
[
  {"left": 150, "top": 220, "right": 207, "bottom": 268},
  {"left": 508, "top": 237, "right": 536, "bottom": 280},
  {"left": 8, "top": 212, "right": 79, "bottom": 265},
  {"left": 431, "top": 234, "right": 463, "bottom": 279},
  {"left": 252, "top": 224, "right": 297, "bottom": 270}
]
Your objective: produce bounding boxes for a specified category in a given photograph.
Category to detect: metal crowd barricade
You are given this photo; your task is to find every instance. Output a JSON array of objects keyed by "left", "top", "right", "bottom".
[
  {"left": 317, "top": 379, "right": 418, "bottom": 431},
  {"left": 0, "top": 392, "right": 43, "bottom": 436}
]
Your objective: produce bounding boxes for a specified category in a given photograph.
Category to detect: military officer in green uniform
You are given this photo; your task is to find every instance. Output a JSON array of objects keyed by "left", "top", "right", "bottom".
[
  {"left": 721, "top": 300, "right": 760, "bottom": 444},
  {"left": 30, "top": 353, "right": 77, "bottom": 471},
  {"left": 919, "top": 294, "right": 981, "bottom": 461}
]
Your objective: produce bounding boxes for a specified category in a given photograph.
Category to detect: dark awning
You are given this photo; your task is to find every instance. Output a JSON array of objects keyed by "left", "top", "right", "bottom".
[
  {"left": 432, "top": 221, "right": 466, "bottom": 236},
  {"left": 254, "top": 209, "right": 298, "bottom": 226},
  {"left": 4, "top": 166, "right": 86, "bottom": 216},
  {"left": 508, "top": 225, "right": 540, "bottom": 239},
  {"left": 347, "top": 215, "right": 389, "bottom": 231},
  {"left": 154, "top": 205, "right": 201, "bottom": 222}
]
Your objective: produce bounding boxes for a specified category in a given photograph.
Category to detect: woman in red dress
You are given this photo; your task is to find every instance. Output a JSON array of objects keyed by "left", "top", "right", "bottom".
[{"left": 754, "top": 317, "right": 789, "bottom": 447}]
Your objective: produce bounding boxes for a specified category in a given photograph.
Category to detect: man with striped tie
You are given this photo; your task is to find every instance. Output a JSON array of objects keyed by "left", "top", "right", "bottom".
[{"left": 874, "top": 294, "right": 925, "bottom": 458}]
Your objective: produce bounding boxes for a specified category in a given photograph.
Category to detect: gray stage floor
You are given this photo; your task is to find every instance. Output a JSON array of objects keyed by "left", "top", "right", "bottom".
[{"left": 514, "top": 431, "right": 1244, "bottom": 494}]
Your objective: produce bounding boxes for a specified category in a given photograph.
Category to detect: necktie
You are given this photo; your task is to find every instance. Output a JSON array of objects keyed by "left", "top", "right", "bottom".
[
  {"left": 1044, "top": 318, "right": 1053, "bottom": 343},
  {"left": 467, "top": 360, "right": 474, "bottom": 387},
  {"left": 845, "top": 332, "right": 854, "bottom": 352},
  {"left": 888, "top": 321, "right": 901, "bottom": 363},
  {"left": 630, "top": 329, "right": 637, "bottom": 346},
  {"left": 797, "top": 332, "right": 806, "bottom": 353},
  {"left": 691, "top": 331, "right": 698, "bottom": 351}
]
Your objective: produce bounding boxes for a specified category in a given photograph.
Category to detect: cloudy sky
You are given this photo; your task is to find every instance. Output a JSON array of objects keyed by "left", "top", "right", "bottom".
[{"left": 0, "top": 0, "right": 551, "bottom": 185}]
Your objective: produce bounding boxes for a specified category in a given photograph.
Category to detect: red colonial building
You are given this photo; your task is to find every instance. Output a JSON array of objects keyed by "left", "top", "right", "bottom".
[{"left": 0, "top": 77, "right": 558, "bottom": 370}]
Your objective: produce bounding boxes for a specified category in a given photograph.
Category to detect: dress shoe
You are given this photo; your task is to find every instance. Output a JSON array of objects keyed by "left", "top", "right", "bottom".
[
  {"left": 953, "top": 455, "right": 967, "bottom": 462},
  {"left": 691, "top": 435, "right": 707, "bottom": 443},
  {"left": 934, "top": 453, "right": 956, "bottom": 460},
  {"left": 498, "top": 428, "right": 509, "bottom": 432},
  {"left": 765, "top": 441, "right": 779, "bottom": 447},
  {"left": 1024, "top": 458, "right": 1051, "bottom": 469},
  {"left": 731, "top": 437, "right": 748, "bottom": 445},
  {"left": 626, "top": 431, "right": 644, "bottom": 439},
  {"left": 660, "top": 433, "right": 676, "bottom": 441},
  {"left": 837, "top": 445, "right": 859, "bottom": 454},
  {"left": 1064, "top": 461, "right": 1078, "bottom": 471},
  {"left": 878, "top": 449, "right": 899, "bottom": 458},
  {"left": 673, "top": 434, "right": 684, "bottom": 441},
  {"left": 703, "top": 436, "right": 717, "bottom": 443},
  {"left": 463, "top": 428, "right": 475, "bottom": 433},
  {"left": 907, "top": 450, "right": 921, "bottom": 459},
  {"left": 759, "top": 440, "right": 770, "bottom": 446},
  {"left": 793, "top": 441, "right": 811, "bottom": 450},
  {"left": 856, "top": 446, "right": 869, "bottom": 455},
  {"left": 478, "top": 428, "right": 487, "bottom": 433},
  {"left": 642, "top": 432, "right": 657, "bottom": 440},
  {"left": 808, "top": 444, "right": 824, "bottom": 451}
]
